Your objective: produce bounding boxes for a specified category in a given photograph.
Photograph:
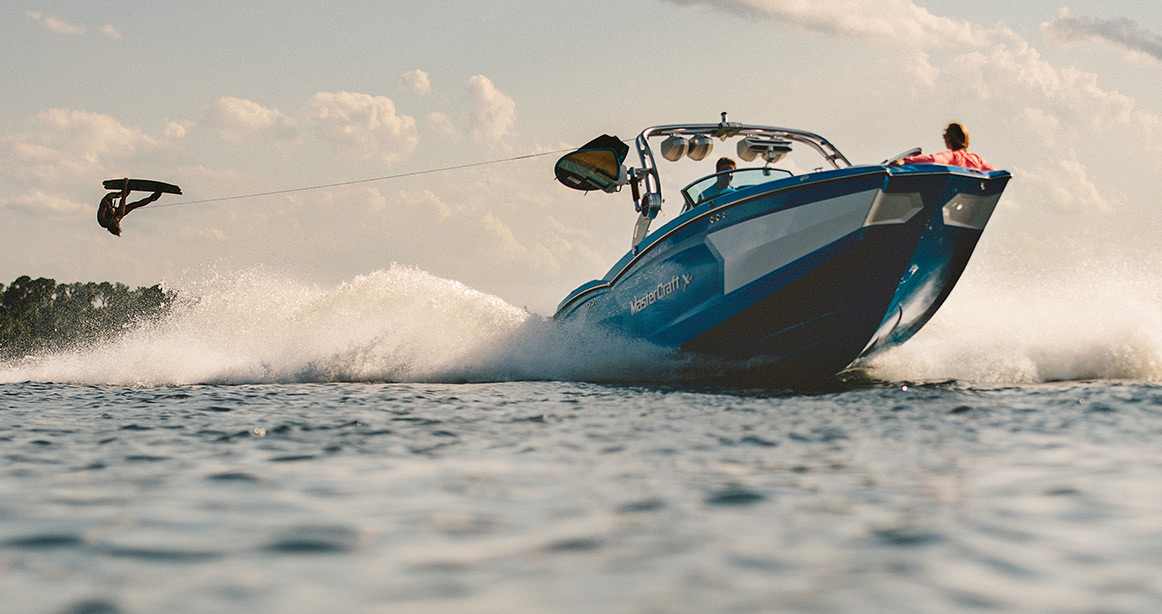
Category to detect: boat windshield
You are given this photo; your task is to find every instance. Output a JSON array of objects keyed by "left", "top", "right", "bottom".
[{"left": 682, "top": 167, "right": 793, "bottom": 209}]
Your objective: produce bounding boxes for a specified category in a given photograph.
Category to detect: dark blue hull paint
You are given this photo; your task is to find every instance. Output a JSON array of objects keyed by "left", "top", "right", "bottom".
[
  {"left": 556, "top": 165, "right": 1011, "bottom": 385},
  {"left": 858, "top": 169, "right": 1010, "bottom": 359}
]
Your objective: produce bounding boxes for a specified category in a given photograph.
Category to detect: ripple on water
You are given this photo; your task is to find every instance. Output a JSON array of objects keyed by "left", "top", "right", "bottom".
[
  {"left": 544, "top": 537, "right": 603, "bottom": 552},
  {"left": 124, "top": 454, "right": 170, "bottom": 463},
  {"left": 871, "top": 525, "right": 944, "bottom": 547},
  {"left": 617, "top": 498, "right": 667, "bottom": 513},
  {"left": 261, "top": 526, "right": 361, "bottom": 555},
  {"left": 57, "top": 598, "right": 123, "bottom": 614},
  {"left": 204, "top": 470, "right": 262, "bottom": 483},
  {"left": 4, "top": 380, "right": 1162, "bottom": 612},
  {"left": 268, "top": 454, "right": 318, "bottom": 463},
  {"left": 705, "top": 484, "right": 766, "bottom": 506},
  {"left": 2, "top": 533, "right": 85, "bottom": 549},
  {"left": 97, "top": 544, "right": 223, "bottom": 563}
]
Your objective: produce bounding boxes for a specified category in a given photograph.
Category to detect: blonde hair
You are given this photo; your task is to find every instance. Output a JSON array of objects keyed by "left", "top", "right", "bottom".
[{"left": 944, "top": 122, "right": 969, "bottom": 150}]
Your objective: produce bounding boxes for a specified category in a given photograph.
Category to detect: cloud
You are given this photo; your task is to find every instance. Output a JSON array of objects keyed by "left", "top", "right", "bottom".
[
  {"left": 478, "top": 209, "right": 569, "bottom": 274},
  {"left": 0, "top": 189, "right": 90, "bottom": 216},
  {"left": 427, "top": 112, "right": 461, "bottom": 139},
  {"left": 340, "top": 168, "right": 596, "bottom": 287},
  {"left": 660, "top": 0, "right": 987, "bottom": 47},
  {"left": 204, "top": 97, "right": 300, "bottom": 145},
  {"left": 355, "top": 187, "right": 388, "bottom": 212},
  {"left": 901, "top": 51, "right": 940, "bottom": 88},
  {"left": 906, "top": 29, "right": 1162, "bottom": 218},
  {"left": 483, "top": 211, "right": 531, "bottom": 260},
  {"left": 303, "top": 91, "right": 418, "bottom": 165},
  {"left": 402, "top": 69, "right": 432, "bottom": 95},
  {"left": 395, "top": 188, "right": 455, "bottom": 219},
  {"left": 1012, "top": 107, "right": 1061, "bottom": 145},
  {"left": 26, "top": 11, "right": 86, "bottom": 36},
  {"left": 1015, "top": 152, "right": 1112, "bottom": 214},
  {"left": 942, "top": 37, "right": 1140, "bottom": 134},
  {"left": 1043, "top": 8, "right": 1162, "bottom": 64},
  {"left": 165, "top": 120, "right": 192, "bottom": 140},
  {"left": 467, "top": 75, "right": 516, "bottom": 142},
  {"left": 25, "top": 11, "right": 123, "bottom": 40},
  {"left": 1, "top": 108, "right": 161, "bottom": 181}
]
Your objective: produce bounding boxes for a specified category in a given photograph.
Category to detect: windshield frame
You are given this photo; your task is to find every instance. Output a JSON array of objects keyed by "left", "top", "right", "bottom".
[{"left": 680, "top": 167, "right": 794, "bottom": 210}]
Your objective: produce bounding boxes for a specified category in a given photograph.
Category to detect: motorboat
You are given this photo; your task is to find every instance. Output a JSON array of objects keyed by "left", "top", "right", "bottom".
[{"left": 553, "top": 114, "right": 1010, "bottom": 385}]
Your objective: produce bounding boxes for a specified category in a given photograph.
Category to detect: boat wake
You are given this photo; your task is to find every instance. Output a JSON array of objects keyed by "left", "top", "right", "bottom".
[
  {"left": 0, "top": 265, "right": 687, "bottom": 387},
  {"left": 864, "top": 256, "right": 1162, "bottom": 384},
  {"left": 1, "top": 262, "right": 1159, "bottom": 387}
]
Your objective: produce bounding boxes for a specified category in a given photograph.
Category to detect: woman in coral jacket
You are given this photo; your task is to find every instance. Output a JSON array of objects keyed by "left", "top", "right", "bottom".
[{"left": 895, "top": 122, "right": 996, "bottom": 172}]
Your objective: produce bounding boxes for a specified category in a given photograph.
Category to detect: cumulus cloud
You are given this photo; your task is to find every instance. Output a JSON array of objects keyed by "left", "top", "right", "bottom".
[
  {"left": 468, "top": 75, "right": 516, "bottom": 142},
  {"left": 908, "top": 29, "right": 1162, "bottom": 218},
  {"left": 660, "top": 0, "right": 987, "bottom": 47},
  {"left": 483, "top": 211, "right": 531, "bottom": 260},
  {"left": 402, "top": 69, "right": 432, "bottom": 95},
  {"left": 165, "top": 120, "right": 192, "bottom": 140},
  {"left": 26, "top": 11, "right": 86, "bottom": 36},
  {"left": 478, "top": 209, "right": 563, "bottom": 273},
  {"left": 942, "top": 37, "right": 1140, "bottom": 133},
  {"left": 901, "top": 51, "right": 940, "bottom": 88},
  {"left": 1012, "top": 107, "right": 1061, "bottom": 145},
  {"left": 204, "top": 97, "right": 300, "bottom": 145},
  {"left": 303, "top": 91, "right": 418, "bottom": 165},
  {"left": 1, "top": 108, "right": 161, "bottom": 181},
  {"left": 427, "top": 112, "right": 461, "bottom": 139},
  {"left": 1043, "top": 8, "right": 1162, "bottom": 64}
]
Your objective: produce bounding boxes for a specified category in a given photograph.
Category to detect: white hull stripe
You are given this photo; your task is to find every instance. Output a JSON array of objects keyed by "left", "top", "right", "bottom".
[{"left": 706, "top": 189, "right": 879, "bottom": 294}]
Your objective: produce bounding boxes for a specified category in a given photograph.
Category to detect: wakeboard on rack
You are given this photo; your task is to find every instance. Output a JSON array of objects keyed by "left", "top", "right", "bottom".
[{"left": 554, "top": 135, "right": 628, "bottom": 192}]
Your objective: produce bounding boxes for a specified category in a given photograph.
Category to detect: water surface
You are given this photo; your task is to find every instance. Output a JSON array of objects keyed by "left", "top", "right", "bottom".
[
  {"left": 3, "top": 266, "right": 1161, "bottom": 613},
  {"left": 3, "top": 380, "right": 1161, "bottom": 613}
]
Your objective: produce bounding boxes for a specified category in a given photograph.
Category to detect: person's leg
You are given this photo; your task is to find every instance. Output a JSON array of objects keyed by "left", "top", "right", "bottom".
[
  {"left": 123, "top": 193, "right": 160, "bottom": 216},
  {"left": 122, "top": 199, "right": 145, "bottom": 215}
]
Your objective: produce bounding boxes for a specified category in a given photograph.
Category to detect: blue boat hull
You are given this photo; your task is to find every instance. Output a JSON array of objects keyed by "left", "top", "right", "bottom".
[{"left": 555, "top": 165, "right": 1011, "bottom": 385}]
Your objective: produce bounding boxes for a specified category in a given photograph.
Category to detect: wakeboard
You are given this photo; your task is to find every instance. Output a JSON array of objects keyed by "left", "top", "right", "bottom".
[{"left": 103, "top": 179, "right": 182, "bottom": 195}]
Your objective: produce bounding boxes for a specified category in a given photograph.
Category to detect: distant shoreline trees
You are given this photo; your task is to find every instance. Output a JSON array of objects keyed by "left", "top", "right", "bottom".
[{"left": 0, "top": 276, "right": 173, "bottom": 360}]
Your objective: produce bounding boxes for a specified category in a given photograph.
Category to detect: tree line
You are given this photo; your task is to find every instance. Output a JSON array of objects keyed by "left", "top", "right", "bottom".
[{"left": 0, "top": 276, "right": 174, "bottom": 360}]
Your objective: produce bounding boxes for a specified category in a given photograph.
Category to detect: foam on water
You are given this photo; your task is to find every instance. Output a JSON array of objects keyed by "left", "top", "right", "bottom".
[
  {"left": 2, "top": 259, "right": 1159, "bottom": 387},
  {"left": 866, "top": 256, "right": 1162, "bottom": 384},
  {"left": 0, "top": 264, "right": 683, "bottom": 386}
]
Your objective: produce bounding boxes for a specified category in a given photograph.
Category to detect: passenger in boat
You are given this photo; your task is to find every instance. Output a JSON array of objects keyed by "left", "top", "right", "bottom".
[
  {"left": 699, "top": 157, "right": 737, "bottom": 201},
  {"left": 97, "top": 178, "right": 163, "bottom": 237},
  {"left": 894, "top": 122, "right": 996, "bottom": 172}
]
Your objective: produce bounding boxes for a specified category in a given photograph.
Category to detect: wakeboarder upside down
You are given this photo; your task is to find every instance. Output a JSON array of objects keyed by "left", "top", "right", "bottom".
[{"left": 97, "top": 178, "right": 170, "bottom": 236}]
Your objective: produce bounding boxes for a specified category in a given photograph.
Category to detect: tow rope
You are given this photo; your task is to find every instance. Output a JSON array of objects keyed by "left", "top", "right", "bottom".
[{"left": 150, "top": 147, "right": 576, "bottom": 209}]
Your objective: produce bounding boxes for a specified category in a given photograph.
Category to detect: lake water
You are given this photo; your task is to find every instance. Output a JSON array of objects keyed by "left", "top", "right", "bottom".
[{"left": 2, "top": 266, "right": 1161, "bottom": 613}]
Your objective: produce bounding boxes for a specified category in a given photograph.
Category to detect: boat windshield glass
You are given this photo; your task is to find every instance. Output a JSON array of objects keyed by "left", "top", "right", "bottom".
[{"left": 682, "top": 167, "right": 793, "bottom": 208}]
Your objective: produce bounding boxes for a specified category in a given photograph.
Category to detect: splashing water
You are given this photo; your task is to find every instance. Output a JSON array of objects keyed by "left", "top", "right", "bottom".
[
  {"left": 3, "top": 259, "right": 1160, "bottom": 387},
  {"left": 866, "top": 257, "right": 1162, "bottom": 383},
  {"left": 0, "top": 265, "right": 682, "bottom": 386}
]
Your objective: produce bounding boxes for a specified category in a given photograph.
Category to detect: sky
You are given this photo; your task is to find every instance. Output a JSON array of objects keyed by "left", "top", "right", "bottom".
[{"left": 4, "top": 0, "right": 1162, "bottom": 314}]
